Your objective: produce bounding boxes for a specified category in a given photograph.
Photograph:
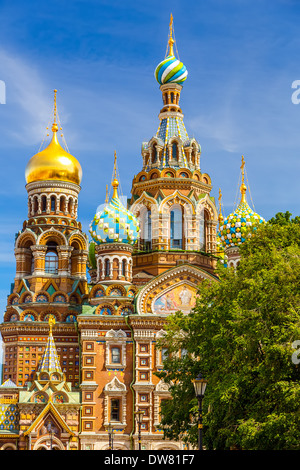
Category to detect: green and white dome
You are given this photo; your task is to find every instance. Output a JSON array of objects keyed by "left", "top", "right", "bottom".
[{"left": 89, "top": 178, "right": 139, "bottom": 245}]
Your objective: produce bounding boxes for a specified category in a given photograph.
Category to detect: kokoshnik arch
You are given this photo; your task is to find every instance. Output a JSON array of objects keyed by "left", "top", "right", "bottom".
[{"left": 0, "top": 16, "right": 264, "bottom": 450}]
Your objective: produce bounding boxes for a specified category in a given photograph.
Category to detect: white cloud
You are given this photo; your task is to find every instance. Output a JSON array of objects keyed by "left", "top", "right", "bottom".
[{"left": 0, "top": 48, "right": 55, "bottom": 145}]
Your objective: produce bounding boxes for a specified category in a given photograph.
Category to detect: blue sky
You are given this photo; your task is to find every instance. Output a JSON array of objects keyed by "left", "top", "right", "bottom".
[{"left": 0, "top": 0, "right": 300, "bottom": 320}]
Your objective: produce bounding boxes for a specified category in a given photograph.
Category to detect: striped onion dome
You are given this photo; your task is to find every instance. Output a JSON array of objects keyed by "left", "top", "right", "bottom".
[
  {"left": 155, "top": 54, "right": 188, "bottom": 86},
  {"left": 89, "top": 178, "right": 139, "bottom": 245}
]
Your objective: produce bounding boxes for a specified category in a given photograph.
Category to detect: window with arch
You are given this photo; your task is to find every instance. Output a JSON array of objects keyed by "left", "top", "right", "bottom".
[
  {"left": 45, "top": 241, "right": 58, "bottom": 274},
  {"left": 122, "top": 259, "right": 126, "bottom": 277},
  {"left": 68, "top": 198, "right": 73, "bottom": 215},
  {"left": 140, "top": 208, "right": 152, "bottom": 251},
  {"left": 50, "top": 196, "right": 56, "bottom": 212},
  {"left": 60, "top": 196, "right": 66, "bottom": 212},
  {"left": 172, "top": 142, "right": 178, "bottom": 161},
  {"left": 170, "top": 204, "right": 183, "bottom": 249},
  {"left": 33, "top": 196, "right": 38, "bottom": 214},
  {"left": 41, "top": 195, "right": 47, "bottom": 213},
  {"left": 105, "top": 259, "right": 111, "bottom": 277},
  {"left": 199, "top": 215, "right": 206, "bottom": 251},
  {"left": 152, "top": 144, "right": 157, "bottom": 164}
]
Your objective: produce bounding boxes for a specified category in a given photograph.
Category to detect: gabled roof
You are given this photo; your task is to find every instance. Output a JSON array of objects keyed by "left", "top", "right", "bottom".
[
  {"left": 0, "top": 378, "right": 18, "bottom": 389},
  {"left": 24, "top": 401, "right": 74, "bottom": 437}
]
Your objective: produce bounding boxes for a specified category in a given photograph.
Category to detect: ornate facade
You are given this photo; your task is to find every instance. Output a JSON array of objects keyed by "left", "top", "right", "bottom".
[{"left": 0, "top": 17, "right": 263, "bottom": 450}]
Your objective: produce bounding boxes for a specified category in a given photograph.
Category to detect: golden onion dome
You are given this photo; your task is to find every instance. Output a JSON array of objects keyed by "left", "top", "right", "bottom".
[{"left": 25, "top": 90, "right": 82, "bottom": 186}]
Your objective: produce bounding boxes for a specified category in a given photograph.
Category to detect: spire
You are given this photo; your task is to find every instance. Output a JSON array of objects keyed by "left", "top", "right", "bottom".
[
  {"left": 168, "top": 13, "right": 175, "bottom": 57},
  {"left": 155, "top": 15, "right": 188, "bottom": 86},
  {"left": 218, "top": 188, "right": 224, "bottom": 228},
  {"left": 52, "top": 89, "right": 58, "bottom": 133},
  {"left": 112, "top": 150, "right": 119, "bottom": 199},
  {"left": 39, "top": 315, "right": 62, "bottom": 375},
  {"left": 240, "top": 155, "right": 247, "bottom": 203}
]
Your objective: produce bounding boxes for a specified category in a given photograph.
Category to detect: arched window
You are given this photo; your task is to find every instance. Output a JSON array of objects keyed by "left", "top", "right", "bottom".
[
  {"left": 34, "top": 196, "right": 38, "bottom": 214},
  {"left": 105, "top": 259, "right": 111, "bottom": 277},
  {"left": 140, "top": 208, "right": 152, "bottom": 251},
  {"left": 172, "top": 143, "right": 177, "bottom": 161},
  {"left": 41, "top": 196, "right": 47, "bottom": 213},
  {"left": 152, "top": 145, "right": 157, "bottom": 164},
  {"left": 45, "top": 241, "right": 58, "bottom": 274},
  {"left": 170, "top": 204, "right": 183, "bottom": 249},
  {"left": 68, "top": 198, "right": 73, "bottom": 215},
  {"left": 199, "top": 215, "right": 206, "bottom": 251},
  {"left": 122, "top": 259, "right": 126, "bottom": 277},
  {"left": 60, "top": 196, "right": 65, "bottom": 212},
  {"left": 50, "top": 196, "right": 56, "bottom": 212}
]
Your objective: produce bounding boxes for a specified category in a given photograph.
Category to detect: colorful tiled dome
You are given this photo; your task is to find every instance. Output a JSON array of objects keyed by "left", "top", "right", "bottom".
[
  {"left": 218, "top": 200, "right": 265, "bottom": 248},
  {"left": 89, "top": 178, "right": 139, "bottom": 245},
  {"left": 155, "top": 54, "right": 188, "bottom": 86}
]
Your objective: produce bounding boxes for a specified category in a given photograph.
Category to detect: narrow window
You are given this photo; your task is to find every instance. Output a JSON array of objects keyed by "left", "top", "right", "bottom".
[
  {"left": 111, "top": 399, "right": 120, "bottom": 421},
  {"left": 122, "top": 259, "right": 126, "bottom": 277},
  {"left": 45, "top": 241, "right": 58, "bottom": 274},
  {"left": 50, "top": 196, "right": 56, "bottom": 212},
  {"left": 172, "top": 143, "right": 177, "bottom": 160},
  {"left": 41, "top": 196, "right": 47, "bottom": 213},
  {"left": 105, "top": 259, "right": 110, "bottom": 277},
  {"left": 170, "top": 205, "right": 183, "bottom": 249},
  {"left": 199, "top": 216, "right": 206, "bottom": 251},
  {"left": 111, "top": 347, "right": 121, "bottom": 364}
]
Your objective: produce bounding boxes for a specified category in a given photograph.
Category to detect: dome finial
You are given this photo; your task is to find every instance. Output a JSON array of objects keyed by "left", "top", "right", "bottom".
[
  {"left": 218, "top": 188, "right": 224, "bottom": 228},
  {"left": 52, "top": 89, "right": 58, "bottom": 133},
  {"left": 155, "top": 15, "right": 188, "bottom": 86},
  {"left": 48, "top": 314, "right": 56, "bottom": 335},
  {"left": 168, "top": 13, "right": 175, "bottom": 57},
  {"left": 112, "top": 150, "right": 119, "bottom": 198},
  {"left": 240, "top": 155, "right": 247, "bottom": 203}
]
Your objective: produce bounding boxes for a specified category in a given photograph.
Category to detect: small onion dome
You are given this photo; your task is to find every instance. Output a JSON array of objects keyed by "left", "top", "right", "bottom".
[
  {"left": 217, "top": 197, "right": 265, "bottom": 249},
  {"left": 155, "top": 54, "right": 188, "bottom": 86},
  {"left": 89, "top": 178, "right": 139, "bottom": 245}
]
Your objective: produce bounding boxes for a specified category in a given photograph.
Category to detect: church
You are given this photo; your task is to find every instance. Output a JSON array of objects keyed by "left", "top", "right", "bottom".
[{"left": 0, "top": 17, "right": 264, "bottom": 450}]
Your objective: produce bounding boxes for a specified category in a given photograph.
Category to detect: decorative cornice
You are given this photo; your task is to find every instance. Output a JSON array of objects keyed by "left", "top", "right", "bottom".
[{"left": 26, "top": 180, "right": 81, "bottom": 193}]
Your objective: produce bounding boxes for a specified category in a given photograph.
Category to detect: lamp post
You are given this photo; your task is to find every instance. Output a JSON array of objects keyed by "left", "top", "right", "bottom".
[
  {"left": 46, "top": 421, "right": 53, "bottom": 450},
  {"left": 106, "top": 423, "right": 114, "bottom": 450},
  {"left": 192, "top": 373, "right": 207, "bottom": 450},
  {"left": 135, "top": 410, "right": 145, "bottom": 450}
]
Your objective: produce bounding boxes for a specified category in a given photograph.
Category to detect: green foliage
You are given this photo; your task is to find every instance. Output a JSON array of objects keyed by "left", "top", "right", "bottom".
[{"left": 156, "top": 213, "right": 300, "bottom": 449}]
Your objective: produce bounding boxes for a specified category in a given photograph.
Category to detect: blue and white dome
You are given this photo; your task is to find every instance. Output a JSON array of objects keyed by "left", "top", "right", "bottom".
[
  {"left": 89, "top": 179, "right": 139, "bottom": 245},
  {"left": 155, "top": 54, "right": 188, "bottom": 86}
]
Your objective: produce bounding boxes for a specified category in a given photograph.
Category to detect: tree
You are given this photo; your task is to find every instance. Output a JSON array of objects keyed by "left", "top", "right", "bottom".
[{"left": 156, "top": 213, "right": 300, "bottom": 449}]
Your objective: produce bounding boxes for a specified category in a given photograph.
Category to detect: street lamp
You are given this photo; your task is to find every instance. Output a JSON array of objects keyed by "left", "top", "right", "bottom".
[
  {"left": 106, "top": 423, "right": 114, "bottom": 450},
  {"left": 46, "top": 421, "right": 54, "bottom": 450},
  {"left": 192, "top": 373, "right": 208, "bottom": 450},
  {"left": 135, "top": 410, "right": 145, "bottom": 450}
]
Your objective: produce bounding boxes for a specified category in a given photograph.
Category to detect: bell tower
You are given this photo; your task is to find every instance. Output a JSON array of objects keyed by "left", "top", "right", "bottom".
[
  {"left": 1, "top": 90, "right": 88, "bottom": 388},
  {"left": 129, "top": 16, "right": 218, "bottom": 280}
]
